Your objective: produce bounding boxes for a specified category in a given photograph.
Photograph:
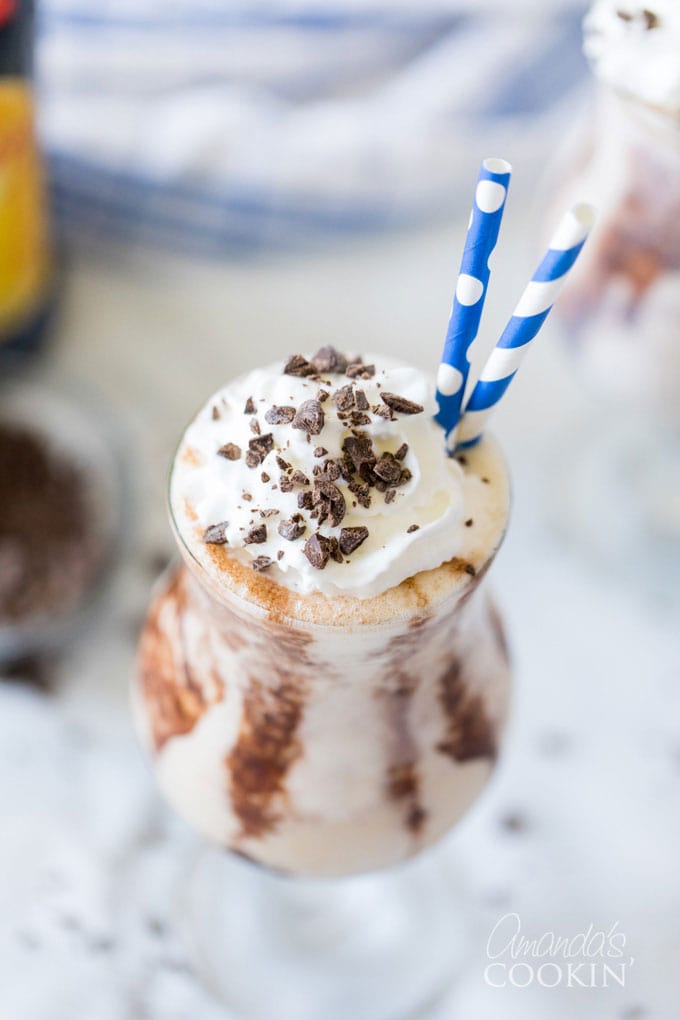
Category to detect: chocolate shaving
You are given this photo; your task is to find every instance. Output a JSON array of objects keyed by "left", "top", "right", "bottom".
[
  {"left": 354, "top": 389, "right": 369, "bottom": 411},
  {"left": 342, "top": 435, "right": 376, "bottom": 476},
  {"left": 249, "top": 417, "right": 261, "bottom": 435},
  {"left": 276, "top": 455, "right": 291, "bottom": 471},
  {"left": 395, "top": 443, "right": 408, "bottom": 461},
  {"left": 314, "top": 501, "right": 341, "bottom": 528},
  {"left": 203, "top": 522, "right": 229, "bottom": 545},
  {"left": 251, "top": 556, "right": 272, "bottom": 572},
  {"left": 348, "top": 479, "right": 371, "bottom": 508},
  {"left": 317, "top": 390, "right": 329, "bottom": 403},
  {"left": 279, "top": 475, "right": 294, "bottom": 493},
  {"left": 312, "top": 477, "right": 346, "bottom": 526},
  {"left": 328, "top": 536, "right": 344, "bottom": 563},
  {"left": 241, "top": 490, "right": 253, "bottom": 502},
  {"left": 283, "top": 354, "right": 314, "bottom": 377},
  {"left": 372, "top": 403, "right": 393, "bottom": 420},
  {"left": 297, "top": 491, "right": 313, "bottom": 510},
  {"left": 261, "top": 472, "right": 270, "bottom": 483},
  {"left": 338, "top": 454, "right": 355, "bottom": 481},
  {"left": 464, "top": 563, "right": 476, "bottom": 577},
  {"left": 615, "top": 6, "right": 659, "bottom": 26},
  {"left": 339, "top": 526, "right": 369, "bottom": 555},
  {"left": 218, "top": 442, "right": 241, "bottom": 461},
  {"left": 384, "top": 488, "right": 396, "bottom": 504},
  {"left": 245, "top": 451, "right": 260, "bottom": 469},
  {"left": 348, "top": 412, "right": 371, "bottom": 427},
  {"left": 278, "top": 518, "right": 306, "bottom": 541},
  {"left": 0, "top": 426, "right": 110, "bottom": 626},
  {"left": 265, "top": 405, "right": 296, "bottom": 425},
  {"left": 259, "top": 508, "right": 279, "bottom": 518},
  {"left": 277, "top": 550, "right": 284, "bottom": 561},
  {"left": 244, "top": 524, "right": 267, "bottom": 545},
  {"left": 312, "top": 477, "right": 343, "bottom": 502},
  {"left": 211, "top": 405, "right": 221, "bottom": 420},
  {"left": 380, "top": 392, "right": 424, "bottom": 415},
  {"left": 290, "top": 469, "right": 309, "bottom": 487},
  {"left": 465, "top": 518, "right": 474, "bottom": 527},
  {"left": 243, "top": 396, "right": 256, "bottom": 414},
  {"left": 313, "top": 446, "right": 327, "bottom": 458},
  {"left": 247, "top": 433, "right": 274, "bottom": 465},
  {"left": 373, "top": 451, "right": 402, "bottom": 486},
  {"left": 292, "top": 400, "right": 325, "bottom": 435},
  {"left": 334, "top": 385, "right": 355, "bottom": 412},
  {"left": 310, "top": 345, "right": 347, "bottom": 374},
  {"left": 346, "top": 362, "right": 375, "bottom": 379},
  {"left": 303, "top": 533, "right": 331, "bottom": 570},
  {"left": 406, "top": 524, "right": 419, "bottom": 534}
]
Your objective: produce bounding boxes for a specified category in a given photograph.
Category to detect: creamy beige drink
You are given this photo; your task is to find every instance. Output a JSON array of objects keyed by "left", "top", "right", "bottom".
[
  {"left": 135, "top": 347, "right": 510, "bottom": 877},
  {"left": 554, "top": 1, "right": 680, "bottom": 420}
]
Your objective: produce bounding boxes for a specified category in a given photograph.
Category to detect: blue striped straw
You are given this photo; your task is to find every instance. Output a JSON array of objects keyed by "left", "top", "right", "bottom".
[
  {"left": 435, "top": 157, "right": 512, "bottom": 445},
  {"left": 456, "top": 202, "right": 596, "bottom": 449}
]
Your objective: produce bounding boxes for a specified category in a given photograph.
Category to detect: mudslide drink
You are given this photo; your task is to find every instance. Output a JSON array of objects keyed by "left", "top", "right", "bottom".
[
  {"left": 135, "top": 347, "right": 511, "bottom": 877},
  {"left": 555, "top": 1, "right": 680, "bottom": 420}
]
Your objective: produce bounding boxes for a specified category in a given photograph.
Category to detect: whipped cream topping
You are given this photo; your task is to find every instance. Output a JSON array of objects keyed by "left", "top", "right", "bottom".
[
  {"left": 584, "top": 2, "right": 680, "bottom": 114},
  {"left": 171, "top": 350, "right": 498, "bottom": 600}
]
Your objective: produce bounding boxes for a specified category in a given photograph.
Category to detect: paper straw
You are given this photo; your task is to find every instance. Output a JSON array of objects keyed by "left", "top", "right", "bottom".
[
  {"left": 434, "top": 157, "right": 512, "bottom": 443},
  {"left": 455, "top": 202, "right": 596, "bottom": 449}
]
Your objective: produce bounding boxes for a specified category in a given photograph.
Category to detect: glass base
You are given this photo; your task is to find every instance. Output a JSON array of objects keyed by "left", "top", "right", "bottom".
[
  {"left": 545, "top": 412, "right": 680, "bottom": 599},
  {"left": 181, "top": 843, "right": 468, "bottom": 1020}
]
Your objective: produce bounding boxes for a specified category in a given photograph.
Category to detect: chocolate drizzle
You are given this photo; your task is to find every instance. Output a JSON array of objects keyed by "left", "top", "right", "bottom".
[
  {"left": 435, "top": 658, "right": 497, "bottom": 763},
  {"left": 137, "top": 569, "right": 224, "bottom": 753},
  {"left": 380, "top": 666, "right": 427, "bottom": 837},
  {"left": 227, "top": 678, "right": 305, "bottom": 838}
]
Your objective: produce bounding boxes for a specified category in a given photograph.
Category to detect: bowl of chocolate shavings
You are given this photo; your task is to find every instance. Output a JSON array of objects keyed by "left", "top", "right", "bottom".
[{"left": 0, "top": 377, "right": 127, "bottom": 664}]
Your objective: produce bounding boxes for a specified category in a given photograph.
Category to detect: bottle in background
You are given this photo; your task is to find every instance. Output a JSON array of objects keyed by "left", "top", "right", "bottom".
[{"left": 0, "top": 0, "right": 54, "bottom": 366}]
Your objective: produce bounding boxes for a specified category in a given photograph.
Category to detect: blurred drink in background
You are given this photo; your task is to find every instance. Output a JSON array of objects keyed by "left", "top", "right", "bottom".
[
  {"left": 0, "top": 0, "right": 54, "bottom": 366},
  {"left": 545, "top": 1, "right": 680, "bottom": 583},
  {"left": 555, "top": 5, "right": 680, "bottom": 425}
]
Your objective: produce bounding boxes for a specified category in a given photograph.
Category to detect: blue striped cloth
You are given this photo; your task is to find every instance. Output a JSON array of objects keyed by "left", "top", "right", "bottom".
[{"left": 36, "top": 1, "right": 590, "bottom": 255}]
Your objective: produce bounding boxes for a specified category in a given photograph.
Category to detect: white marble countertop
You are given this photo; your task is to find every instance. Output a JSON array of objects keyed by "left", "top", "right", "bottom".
[{"left": 1, "top": 209, "right": 678, "bottom": 1020}]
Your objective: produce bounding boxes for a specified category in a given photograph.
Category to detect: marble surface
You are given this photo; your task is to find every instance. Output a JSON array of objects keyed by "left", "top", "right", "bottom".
[{"left": 1, "top": 211, "right": 679, "bottom": 1019}]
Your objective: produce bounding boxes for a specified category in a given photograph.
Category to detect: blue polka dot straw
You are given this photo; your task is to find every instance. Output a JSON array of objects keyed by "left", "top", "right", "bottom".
[
  {"left": 434, "top": 157, "right": 512, "bottom": 446},
  {"left": 456, "top": 202, "right": 596, "bottom": 449}
]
